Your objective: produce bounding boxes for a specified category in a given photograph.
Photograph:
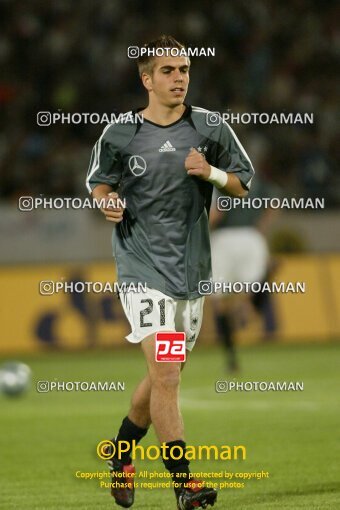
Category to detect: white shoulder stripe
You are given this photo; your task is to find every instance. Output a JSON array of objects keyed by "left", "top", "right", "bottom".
[
  {"left": 192, "top": 106, "right": 254, "bottom": 173},
  {"left": 86, "top": 122, "right": 114, "bottom": 193},
  {"left": 191, "top": 106, "right": 211, "bottom": 113},
  {"left": 222, "top": 120, "right": 254, "bottom": 172},
  {"left": 86, "top": 111, "right": 134, "bottom": 192}
]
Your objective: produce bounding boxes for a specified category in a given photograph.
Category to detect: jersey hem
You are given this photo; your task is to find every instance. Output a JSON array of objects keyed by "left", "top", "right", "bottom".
[{"left": 118, "top": 277, "right": 202, "bottom": 301}]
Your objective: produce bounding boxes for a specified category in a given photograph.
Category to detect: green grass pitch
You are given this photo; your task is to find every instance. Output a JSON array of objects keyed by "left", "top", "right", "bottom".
[{"left": 1, "top": 343, "right": 339, "bottom": 509}]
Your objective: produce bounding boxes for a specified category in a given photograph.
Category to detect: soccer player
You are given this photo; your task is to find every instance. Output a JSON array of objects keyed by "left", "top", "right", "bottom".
[
  {"left": 86, "top": 35, "right": 254, "bottom": 509},
  {"left": 210, "top": 175, "right": 280, "bottom": 372}
]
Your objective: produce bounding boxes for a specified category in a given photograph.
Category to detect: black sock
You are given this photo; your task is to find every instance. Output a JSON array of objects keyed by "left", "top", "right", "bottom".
[
  {"left": 114, "top": 416, "right": 148, "bottom": 464},
  {"left": 162, "top": 439, "right": 190, "bottom": 492}
]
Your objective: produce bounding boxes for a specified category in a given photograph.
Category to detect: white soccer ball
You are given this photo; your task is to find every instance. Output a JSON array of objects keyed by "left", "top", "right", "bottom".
[{"left": 0, "top": 362, "right": 32, "bottom": 396}]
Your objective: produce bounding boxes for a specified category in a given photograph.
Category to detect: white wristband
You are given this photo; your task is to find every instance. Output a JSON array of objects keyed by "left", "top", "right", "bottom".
[{"left": 207, "top": 166, "right": 229, "bottom": 189}]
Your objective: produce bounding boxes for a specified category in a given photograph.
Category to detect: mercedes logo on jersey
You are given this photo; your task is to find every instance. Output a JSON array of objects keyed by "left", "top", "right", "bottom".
[{"left": 128, "top": 155, "right": 147, "bottom": 176}]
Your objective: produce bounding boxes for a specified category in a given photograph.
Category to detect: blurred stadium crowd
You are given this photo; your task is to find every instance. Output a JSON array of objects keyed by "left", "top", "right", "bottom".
[{"left": 0, "top": 0, "right": 338, "bottom": 204}]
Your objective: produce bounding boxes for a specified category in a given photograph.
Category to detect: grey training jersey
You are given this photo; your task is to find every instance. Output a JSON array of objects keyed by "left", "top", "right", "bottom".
[{"left": 86, "top": 105, "right": 254, "bottom": 299}]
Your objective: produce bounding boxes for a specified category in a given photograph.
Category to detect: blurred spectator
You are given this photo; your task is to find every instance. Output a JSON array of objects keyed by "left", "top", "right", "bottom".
[{"left": 0, "top": 0, "right": 338, "bottom": 204}]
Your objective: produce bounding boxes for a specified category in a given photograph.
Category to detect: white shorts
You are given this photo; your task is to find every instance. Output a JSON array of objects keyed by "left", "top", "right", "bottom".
[
  {"left": 210, "top": 227, "right": 269, "bottom": 295},
  {"left": 119, "top": 287, "right": 205, "bottom": 351}
]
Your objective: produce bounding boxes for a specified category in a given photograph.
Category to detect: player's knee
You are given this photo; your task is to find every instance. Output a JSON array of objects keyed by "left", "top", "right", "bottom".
[{"left": 151, "top": 366, "right": 181, "bottom": 390}]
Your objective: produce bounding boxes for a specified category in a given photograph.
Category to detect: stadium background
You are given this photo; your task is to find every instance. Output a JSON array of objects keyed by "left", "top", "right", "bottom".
[{"left": 1, "top": 1, "right": 339, "bottom": 509}]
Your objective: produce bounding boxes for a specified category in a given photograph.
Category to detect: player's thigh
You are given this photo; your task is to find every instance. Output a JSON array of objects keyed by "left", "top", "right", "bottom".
[{"left": 141, "top": 334, "right": 182, "bottom": 385}]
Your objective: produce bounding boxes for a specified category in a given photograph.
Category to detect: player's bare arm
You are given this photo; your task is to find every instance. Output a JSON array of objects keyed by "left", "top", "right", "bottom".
[
  {"left": 92, "top": 184, "right": 124, "bottom": 223},
  {"left": 185, "top": 147, "right": 248, "bottom": 197}
]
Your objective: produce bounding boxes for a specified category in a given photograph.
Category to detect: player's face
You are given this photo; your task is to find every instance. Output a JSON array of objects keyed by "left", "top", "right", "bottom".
[{"left": 145, "top": 56, "right": 190, "bottom": 107}]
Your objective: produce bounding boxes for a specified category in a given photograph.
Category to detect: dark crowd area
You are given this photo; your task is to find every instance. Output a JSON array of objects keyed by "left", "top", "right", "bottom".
[{"left": 0, "top": 0, "right": 339, "bottom": 205}]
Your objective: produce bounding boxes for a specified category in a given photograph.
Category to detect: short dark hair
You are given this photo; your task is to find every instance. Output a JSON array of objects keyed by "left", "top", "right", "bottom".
[{"left": 136, "top": 35, "right": 189, "bottom": 77}]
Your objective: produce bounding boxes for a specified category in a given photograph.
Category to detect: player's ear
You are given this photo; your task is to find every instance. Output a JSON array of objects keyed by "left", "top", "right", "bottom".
[{"left": 141, "top": 72, "right": 153, "bottom": 92}]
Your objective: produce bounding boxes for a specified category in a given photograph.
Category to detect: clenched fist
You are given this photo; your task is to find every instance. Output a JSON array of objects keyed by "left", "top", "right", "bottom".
[
  {"left": 99, "top": 192, "right": 124, "bottom": 223},
  {"left": 185, "top": 148, "right": 211, "bottom": 180}
]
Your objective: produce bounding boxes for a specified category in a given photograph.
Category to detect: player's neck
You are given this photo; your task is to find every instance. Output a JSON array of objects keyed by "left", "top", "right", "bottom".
[{"left": 141, "top": 103, "right": 186, "bottom": 126}]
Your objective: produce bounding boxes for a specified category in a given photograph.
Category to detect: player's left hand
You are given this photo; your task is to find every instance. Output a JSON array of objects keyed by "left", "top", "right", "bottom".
[{"left": 185, "top": 148, "right": 211, "bottom": 180}]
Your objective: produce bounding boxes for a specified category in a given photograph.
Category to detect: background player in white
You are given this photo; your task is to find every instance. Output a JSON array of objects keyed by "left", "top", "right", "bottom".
[
  {"left": 87, "top": 35, "right": 254, "bottom": 509},
  {"left": 210, "top": 173, "right": 280, "bottom": 371}
]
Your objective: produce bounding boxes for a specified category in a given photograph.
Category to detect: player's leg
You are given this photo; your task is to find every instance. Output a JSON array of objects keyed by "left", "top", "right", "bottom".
[
  {"left": 107, "top": 288, "right": 215, "bottom": 508},
  {"left": 213, "top": 297, "right": 238, "bottom": 372},
  {"left": 106, "top": 360, "right": 188, "bottom": 508},
  {"left": 115, "top": 360, "right": 188, "bottom": 461},
  {"left": 210, "top": 228, "right": 239, "bottom": 371},
  {"left": 104, "top": 287, "right": 178, "bottom": 508},
  {"left": 112, "top": 375, "right": 151, "bottom": 465},
  {"left": 139, "top": 294, "right": 204, "bottom": 443},
  {"left": 128, "top": 359, "right": 188, "bottom": 430},
  {"left": 173, "top": 297, "right": 217, "bottom": 509},
  {"left": 141, "top": 332, "right": 197, "bottom": 507},
  {"left": 105, "top": 403, "right": 148, "bottom": 509},
  {"left": 128, "top": 374, "right": 152, "bottom": 429},
  {"left": 139, "top": 297, "right": 216, "bottom": 509},
  {"left": 141, "top": 335, "right": 184, "bottom": 441}
]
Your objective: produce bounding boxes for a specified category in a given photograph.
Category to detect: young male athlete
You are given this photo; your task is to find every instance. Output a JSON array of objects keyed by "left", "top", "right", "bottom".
[{"left": 86, "top": 35, "right": 254, "bottom": 510}]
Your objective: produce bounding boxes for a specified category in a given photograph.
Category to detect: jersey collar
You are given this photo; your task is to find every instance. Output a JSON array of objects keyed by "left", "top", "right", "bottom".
[{"left": 133, "top": 104, "right": 191, "bottom": 128}]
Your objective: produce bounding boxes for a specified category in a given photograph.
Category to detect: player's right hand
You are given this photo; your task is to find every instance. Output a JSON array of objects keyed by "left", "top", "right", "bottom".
[{"left": 100, "top": 192, "right": 124, "bottom": 223}]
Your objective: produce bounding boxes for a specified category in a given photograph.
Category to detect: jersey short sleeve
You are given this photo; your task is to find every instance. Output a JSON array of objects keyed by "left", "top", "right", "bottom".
[
  {"left": 190, "top": 107, "right": 254, "bottom": 191},
  {"left": 86, "top": 117, "right": 138, "bottom": 193},
  {"left": 214, "top": 121, "right": 254, "bottom": 190}
]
